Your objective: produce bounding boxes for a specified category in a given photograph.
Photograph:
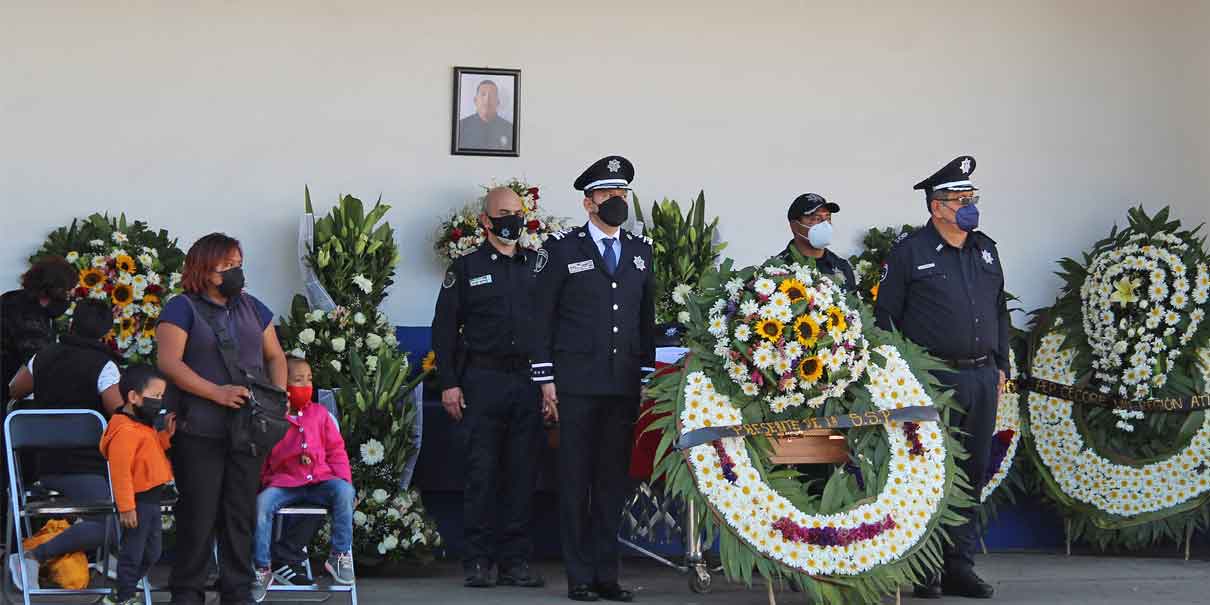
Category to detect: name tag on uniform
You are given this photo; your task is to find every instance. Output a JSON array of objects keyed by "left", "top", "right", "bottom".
[
  {"left": 916, "top": 263, "right": 936, "bottom": 270},
  {"left": 469, "top": 275, "right": 493, "bottom": 287},
  {"left": 567, "top": 260, "right": 594, "bottom": 274}
]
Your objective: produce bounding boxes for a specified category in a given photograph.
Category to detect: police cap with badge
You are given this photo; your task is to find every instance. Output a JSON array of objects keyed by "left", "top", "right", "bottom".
[
  {"left": 914, "top": 155, "right": 980, "bottom": 230},
  {"left": 574, "top": 155, "right": 635, "bottom": 193}
]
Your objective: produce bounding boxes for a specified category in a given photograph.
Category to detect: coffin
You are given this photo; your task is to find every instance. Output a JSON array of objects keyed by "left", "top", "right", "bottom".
[{"left": 769, "top": 429, "right": 849, "bottom": 464}]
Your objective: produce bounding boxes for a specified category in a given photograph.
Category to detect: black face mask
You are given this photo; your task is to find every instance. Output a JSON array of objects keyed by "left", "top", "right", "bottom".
[
  {"left": 595, "top": 195, "right": 629, "bottom": 227},
  {"left": 44, "top": 298, "right": 70, "bottom": 318},
  {"left": 488, "top": 214, "right": 524, "bottom": 243},
  {"left": 218, "top": 267, "right": 245, "bottom": 298},
  {"left": 135, "top": 397, "right": 163, "bottom": 426}
]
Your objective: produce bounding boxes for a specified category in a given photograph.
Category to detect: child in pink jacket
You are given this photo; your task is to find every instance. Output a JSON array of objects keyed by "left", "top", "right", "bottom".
[{"left": 252, "top": 357, "right": 354, "bottom": 601}]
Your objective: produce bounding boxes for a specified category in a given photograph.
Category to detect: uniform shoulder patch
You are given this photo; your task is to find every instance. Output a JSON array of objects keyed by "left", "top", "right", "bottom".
[
  {"left": 549, "top": 228, "right": 572, "bottom": 240},
  {"left": 534, "top": 248, "right": 549, "bottom": 273}
]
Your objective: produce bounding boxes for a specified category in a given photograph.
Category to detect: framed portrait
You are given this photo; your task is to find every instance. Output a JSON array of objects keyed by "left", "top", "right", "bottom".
[{"left": 451, "top": 66, "right": 520, "bottom": 157}]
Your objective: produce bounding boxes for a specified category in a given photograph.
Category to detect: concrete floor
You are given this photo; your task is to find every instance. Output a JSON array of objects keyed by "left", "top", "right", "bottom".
[{"left": 263, "top": 553, "right": 1210, "bottom": 605}]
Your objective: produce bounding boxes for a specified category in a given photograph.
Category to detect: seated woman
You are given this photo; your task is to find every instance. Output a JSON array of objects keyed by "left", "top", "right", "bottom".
[{"left": 6, "top": 299, "right": 123, "bottom": 591}]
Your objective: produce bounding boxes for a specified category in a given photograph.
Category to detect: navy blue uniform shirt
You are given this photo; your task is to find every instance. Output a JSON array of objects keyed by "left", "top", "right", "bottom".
[
  {"left": 776, "top": 241, "right": 858, "bottom": 292},
  {"left": 530, "top": 224, "right": 656, "bottom": 397},
  {"left": 431, "top": 241, "right": 536, "bottom": 390},
  {"left": 874, "top": 221, "right": 1010, "bottom": 373}
]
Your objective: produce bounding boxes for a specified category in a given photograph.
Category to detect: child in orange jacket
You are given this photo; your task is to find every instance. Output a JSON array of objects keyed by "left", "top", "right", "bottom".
[{"left": 99, "top": 365, "right": 175, "bottom": 605}]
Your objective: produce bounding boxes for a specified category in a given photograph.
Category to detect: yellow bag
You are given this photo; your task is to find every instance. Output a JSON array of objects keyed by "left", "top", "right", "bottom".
[{"left": 21, "top": 518, "right": 90, "bottom": 589}]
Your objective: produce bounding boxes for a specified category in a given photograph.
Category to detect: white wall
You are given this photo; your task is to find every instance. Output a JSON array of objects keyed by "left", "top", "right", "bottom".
[{"left": 3, "top": 0, "right": 1208, "bottom": 327}]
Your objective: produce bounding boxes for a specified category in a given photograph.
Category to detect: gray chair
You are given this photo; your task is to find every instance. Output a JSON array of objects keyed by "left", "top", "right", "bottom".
[
  {"left": 266, "top": 506, "right": 359, "bottom": 604},
  {"left": 2, "top": 409, "right": 152, "bottom": 605}
]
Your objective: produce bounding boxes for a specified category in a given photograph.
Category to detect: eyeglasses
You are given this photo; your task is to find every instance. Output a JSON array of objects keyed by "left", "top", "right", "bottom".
[{"left": 937, "top": 195, "right": 980, "bottom": 207}]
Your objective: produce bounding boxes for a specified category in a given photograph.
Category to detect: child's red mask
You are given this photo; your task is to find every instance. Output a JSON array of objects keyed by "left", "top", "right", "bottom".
[{"left": 287, "top": 385, "right": 313, "bottom": 412}]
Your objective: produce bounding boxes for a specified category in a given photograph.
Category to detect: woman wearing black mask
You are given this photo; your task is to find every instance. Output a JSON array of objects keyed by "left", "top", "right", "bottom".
[
  {"left": 1, "top": 256, "right": 76, "bottom": 402},
  {"left": 6, "top": 298, "right": 124, "bottom": 591},
  {"left": 156, "top": 233, "right": 287, "bottom": 605}
]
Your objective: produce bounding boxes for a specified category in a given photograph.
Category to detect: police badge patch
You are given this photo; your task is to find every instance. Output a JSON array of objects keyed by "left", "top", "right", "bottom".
[
  {"left": 442, "top": 271, "right": 457, "bottom": 289},
  {"left": 534, "top": 249, "right": 549, "bottom": 273}
]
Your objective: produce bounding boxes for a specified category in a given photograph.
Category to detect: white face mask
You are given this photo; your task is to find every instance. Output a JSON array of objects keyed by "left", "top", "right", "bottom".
[{"left": 796, "top": 221, "right": 833, "bottom": 249}]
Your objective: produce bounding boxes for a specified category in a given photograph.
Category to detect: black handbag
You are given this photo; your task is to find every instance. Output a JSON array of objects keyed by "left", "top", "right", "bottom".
[{"left": 189, "top": 294, "right": 289, "bottom": 457}]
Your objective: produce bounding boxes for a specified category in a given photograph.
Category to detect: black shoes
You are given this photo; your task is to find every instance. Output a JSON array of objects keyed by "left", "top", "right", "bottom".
[
  {"left": 498, "top": 562, "right": 545, "bottom": 588},
  {"left": 594, "top": 583, "right": 635, "bottom": 602},
  {"left": 568, "top": 584, "right": 600, "bottom": 601},
  {"left": 942, "top": 568, "right": 995, "bottom": 599},
  {"left": 463, "top": 560, "right": 494, "bottom": 588}
]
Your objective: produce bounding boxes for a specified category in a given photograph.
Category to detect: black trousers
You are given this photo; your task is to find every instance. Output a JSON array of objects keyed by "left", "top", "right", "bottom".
[
  {"left": 271, "top": 515, "right": 325, "bottom": 566},
  {"left": 933, "top": 365, "right": 999, "bottom": 572},
  {"left": 170, "top": 433, "right": 265, "bottom": 604},
  {"left": 557, "top": 393, "right": 637, "bottom": 588},
  {"left": 458, "top": 367, "right": 542, "bottom": 569},
  {"left": 116, "top": 486, "right": 164, "bottom": 600}
]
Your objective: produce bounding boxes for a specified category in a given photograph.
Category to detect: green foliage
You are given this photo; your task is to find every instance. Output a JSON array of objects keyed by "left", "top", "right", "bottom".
[
  {"left": 335, "top": 346, "right": 431, "bottom": 472},
  {"left": 305, "top": 186, "right": 399, "bottom": 312},
  {"left": 847, "top": 225, "right": 919, "bottom": 308},
  {"left": 633, "top": 191, "right": 726, "bottom": 324}
]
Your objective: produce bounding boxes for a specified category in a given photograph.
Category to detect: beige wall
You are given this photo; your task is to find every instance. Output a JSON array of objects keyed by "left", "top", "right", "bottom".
[{"left": 2, "top": 0, "right": 1208, "bottom": 325}]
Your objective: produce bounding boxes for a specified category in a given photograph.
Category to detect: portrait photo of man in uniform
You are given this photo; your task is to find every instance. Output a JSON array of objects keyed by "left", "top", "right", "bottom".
[{"left": 451, "top": 67, "right": 520, "bottom": 156}]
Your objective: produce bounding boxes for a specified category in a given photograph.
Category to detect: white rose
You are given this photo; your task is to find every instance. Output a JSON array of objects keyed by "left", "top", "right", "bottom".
[
  {"left": 387, "top": 508, "right": 402, "bottom": 520},
  {"left": 385, "top": 333, "right": 398, "bottom": 348},
  {"left": 377, "top": 542, "right": 387, "bottom": 555},
  {"left": 330, "top": 359, "right": 342, "bottom": 372},
  {"left": 372, "top": 489, "right": 389, "bottom": 504},
  {"left": 330, "top": 337, "right": 346, "bottom": 353},
  {"left": 306, "top": 309, "right": 324, "bottom": 323},
  {"left": 383, "top": 535, "right": 399, "bottom": 550},
  {"left": 353, "top": 511, "right": 368, "bottom": 526},
  {"left": 365, "top": 333, "right": 384, "bottom": 349},
  {"left": 353, "top": 312, "right": 366, "bottom": 325},
  {"left": 298, "top": 328, "right": 316, "bottom": 345},
  {"left": 677, "top": 311, "right": 691, "bottom": 324}
]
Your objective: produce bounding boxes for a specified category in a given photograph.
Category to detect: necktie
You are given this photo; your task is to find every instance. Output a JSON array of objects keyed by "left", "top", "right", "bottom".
[{"left": 602, "top": 238, "right": 617, "bottom": 275}]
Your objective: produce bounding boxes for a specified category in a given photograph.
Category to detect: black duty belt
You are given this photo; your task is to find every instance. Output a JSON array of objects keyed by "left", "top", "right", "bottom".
[
  {"left": 466, "top": 353, "right": 530, "bottom": 373},
  {"left": 942, "top": 355, "right": 991, "bottom": 370}
]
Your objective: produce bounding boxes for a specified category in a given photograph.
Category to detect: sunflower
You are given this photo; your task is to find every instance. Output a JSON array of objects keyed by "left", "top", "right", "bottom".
[
  {"left": 778, "top": 278, "right": 809, "bottom": 303},
  {"left": 797, "top": 356, "right": 824, "bottom": 383},
  {"left": 115, "top": 254, "right": 137, "bottom": 274},
  {"left": 792, "top": 315, "right": 820, "bottom": 347},
  {"left": 422, "top": 351, "right": 437, "bottom": 373},
  {"left": 755, "top": 318, "right": 784, "bottom": 342},
  {"left": 80, "top": 267, "right": 106, "bottom": 289},
  {"left": 142, "top": 293, "right": 161, "bottom": 308},
  {"left": 826, "top": 306, "right": 847, "bottom": 333},
  {"left": 111, "top": 283, "right": 134, "bottom": 307},
  {"left": 119, "top": 316, "right": 137, "bottom": 337}
]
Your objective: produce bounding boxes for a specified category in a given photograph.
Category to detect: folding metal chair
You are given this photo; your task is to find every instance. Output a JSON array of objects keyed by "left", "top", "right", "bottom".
[
  {"left": 1, "top": 409, "right": 152, "bottom": 605},
  {"left": 266, "top": 506, "right": 358, "bottom": 604}
]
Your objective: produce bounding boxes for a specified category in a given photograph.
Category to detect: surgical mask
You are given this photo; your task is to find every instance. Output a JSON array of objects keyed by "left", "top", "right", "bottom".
[
  {"left": 954, "top": 205, "right": 980, "bottom": 232},
  {"left": 136, "top": 397, "right": 163, "bottom": 426},
  {"left": 488, "top": 214, "right": 524, "bottom": 244},
  {"left": 218, "top": 266, "right": 245, "bottom": 298},
  {"left": 287, "top": 385, "right": 313, "bottom": 412},
  {"left": 595, "top": 196, "right": 629, "bottom": 227},
  {"left": 806, "top": 221, "right": 833, "bottom": 248}
]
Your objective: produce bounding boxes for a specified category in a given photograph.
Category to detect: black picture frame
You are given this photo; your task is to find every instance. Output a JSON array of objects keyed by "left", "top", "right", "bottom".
[{"left": 451, "top": 66, "right": 520, "bottom": 157}]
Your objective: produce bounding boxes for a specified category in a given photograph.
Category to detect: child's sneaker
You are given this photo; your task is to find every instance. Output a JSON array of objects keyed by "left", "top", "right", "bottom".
[
  {"left": 325, "top": 551, "right": 355, "bottom": 585},
  {"left": 272, "top": 562, "right": 316, "bottom": 587},
  {"left": 251, "top": 567, "right": 273, "bottom": 602}
]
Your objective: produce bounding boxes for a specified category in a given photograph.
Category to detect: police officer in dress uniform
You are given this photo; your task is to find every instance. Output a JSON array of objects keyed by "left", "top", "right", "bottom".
[
  {"left": 776, "top": 193, "right": 857, "bottom": 292},
  {"left": 874, "top": 156, "right": 1007, "bottom": 599},
  {"left": 432, "top": 187, "right": 545, "bottom": 589},
  {"left": 457, "top": 79, "right": 514, "bottom": 150},
  {"left": 531, "top": 156, "right": 655, "bottom": 603}
]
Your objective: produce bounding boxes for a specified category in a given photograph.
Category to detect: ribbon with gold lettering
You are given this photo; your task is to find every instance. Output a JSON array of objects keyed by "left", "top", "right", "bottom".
[
  {"left": 675, "top": 406, "right": 941, "bottom": 450},
  {"left": 1008, "top": 377, "right": 1210, "bottom": 414}
]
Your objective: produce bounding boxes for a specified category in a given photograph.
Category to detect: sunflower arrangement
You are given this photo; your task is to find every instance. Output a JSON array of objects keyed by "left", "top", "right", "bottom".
[
  {"left": 432, "top": 179, "right": 569, "bottom": 263},
  {"left": 705, "top": 261, "right": 868, "bottom": 412},
  {"left": 32, "top": 213, "right": 184, "bottom": 363}
]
